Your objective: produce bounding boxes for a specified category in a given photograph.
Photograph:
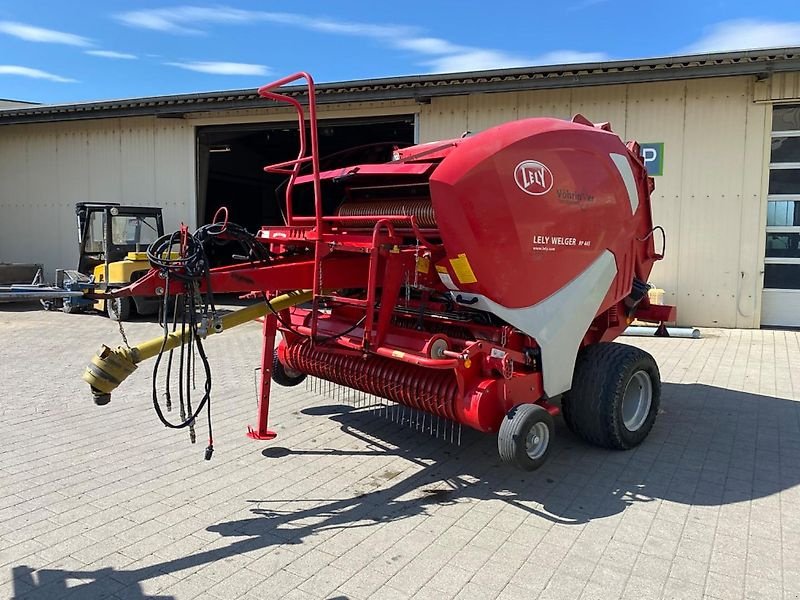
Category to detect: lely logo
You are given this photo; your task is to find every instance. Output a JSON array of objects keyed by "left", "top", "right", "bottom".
[{"left": 514, "top": 160, "right": 553, "bottom": 196}]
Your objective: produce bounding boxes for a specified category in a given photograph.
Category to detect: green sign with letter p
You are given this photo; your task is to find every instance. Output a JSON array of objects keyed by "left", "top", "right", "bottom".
[{"left": 640, "top": 142, "right": 664, "bottom": 176}]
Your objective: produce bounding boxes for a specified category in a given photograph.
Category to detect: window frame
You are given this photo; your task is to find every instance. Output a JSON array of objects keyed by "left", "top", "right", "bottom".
[{"left": 765, "top": 110, "right": 800, "bottom": 290}]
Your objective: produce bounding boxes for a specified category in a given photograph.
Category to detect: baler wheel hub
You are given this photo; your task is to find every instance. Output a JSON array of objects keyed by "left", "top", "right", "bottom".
[
  {"left": 622, "top": 370, "right": 653, "bottom": 432},
  {"left": 525, "top": 422, "right": 550, "bottom": 460}
]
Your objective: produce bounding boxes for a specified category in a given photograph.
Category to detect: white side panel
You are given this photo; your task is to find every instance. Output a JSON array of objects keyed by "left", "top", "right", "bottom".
[
  {"left": 452, "top": 251, "right": 618, "bottom": 397},
  {"left": 609, "top": 153, "right": 639, "bottom": 214}
]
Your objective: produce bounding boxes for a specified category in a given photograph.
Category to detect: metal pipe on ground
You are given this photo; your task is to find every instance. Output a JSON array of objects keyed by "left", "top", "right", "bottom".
[
  {"left": 623, "top": 326, "right": 701, "bottom": 339},
  {"left": 0, "top": 286, "right": 84, "bottom": 302}
]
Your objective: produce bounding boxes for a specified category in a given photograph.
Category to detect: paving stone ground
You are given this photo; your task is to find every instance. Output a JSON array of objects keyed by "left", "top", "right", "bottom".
[{"left": 1, "top": 302, "right": 799, "bottom": 600}]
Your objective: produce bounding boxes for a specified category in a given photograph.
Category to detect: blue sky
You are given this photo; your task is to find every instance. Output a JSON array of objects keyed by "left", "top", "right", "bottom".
[{"left": 1, "top": 1, "right": 799, "bottom": 104}]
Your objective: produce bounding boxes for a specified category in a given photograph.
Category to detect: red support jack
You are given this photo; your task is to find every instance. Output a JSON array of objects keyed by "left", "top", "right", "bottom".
[{"left": 247, "top": 311, "right": 279, "bottom": 440}]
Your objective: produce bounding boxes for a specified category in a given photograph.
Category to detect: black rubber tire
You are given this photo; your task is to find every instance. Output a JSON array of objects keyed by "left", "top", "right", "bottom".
[
  {"left": 271, "top": 350, "right": 306, "bottom": 387},
  {"left": 561, "top": 342, "right": 661, "bottom": 450},
  {"left": 498, "top": 403, "right": 555, "bottom": 471},
  {"left": 106, "top": 297, "right": 132, "bottom": 321}
]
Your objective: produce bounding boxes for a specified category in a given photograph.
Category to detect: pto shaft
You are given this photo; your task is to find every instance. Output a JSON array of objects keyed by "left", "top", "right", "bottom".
[{"left": 82, "top": 290, "right": 312, "bottom": 405}]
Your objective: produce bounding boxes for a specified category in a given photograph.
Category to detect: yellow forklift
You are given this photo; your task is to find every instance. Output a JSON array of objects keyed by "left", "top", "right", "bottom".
[{"left": 60, "top": 203, "right": 165, "bottom": 320}]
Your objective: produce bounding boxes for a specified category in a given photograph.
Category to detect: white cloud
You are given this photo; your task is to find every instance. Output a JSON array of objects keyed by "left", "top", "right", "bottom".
[
  {"left": 406, "top": 38, "right": 608, "bottom": 73},
  {"left": 685, "top": 19, "right": 800, "bottom": 53},
  {"left": 116, "top": 7, "right": 253, "bottom": 34},
  {"left": 0, "top": 21, "right": 91, "bottom": 47},
  {"left": 115, "top": 7, "right": 413, "bottom": 38},
  {"left": 165, "top": 61, "right": 270, "bottom": 75},
  {"left": 269, "top": 15, "right": 413, "bottom": 38},
  {"left": 85, "top": 50, "right": 137, "bottom": 60},
  {"left": 421, "top": 49, "right": 530, "bottom": 73},
  {"left": 394, "top": 36, "right": 528, "bottom": 71},
  {"left": 0, "top": 65, "right": 76, "bottom": 83},
  {"left": 395, "top": 37, "right": 462, "bottom": 55},
  {"left": 117, "top": 6, "right": 607, "bottom": 74}
]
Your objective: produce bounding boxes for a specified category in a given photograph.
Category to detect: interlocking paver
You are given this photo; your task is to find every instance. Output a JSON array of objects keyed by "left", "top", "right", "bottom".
[{"left": 2, "top": 309, "right": 799, "bottom": 599}]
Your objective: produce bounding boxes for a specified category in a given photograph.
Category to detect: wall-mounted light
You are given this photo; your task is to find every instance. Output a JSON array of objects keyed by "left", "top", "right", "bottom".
[{"left": 209, "top": 145, "right": 231, "bottom": 153}]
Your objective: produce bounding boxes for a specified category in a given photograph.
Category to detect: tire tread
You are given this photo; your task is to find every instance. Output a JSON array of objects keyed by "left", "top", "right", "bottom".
[
  {"left": 498, "top": 403, "right": 554, "bottom": 471},
  {"left": 562, "top": 342, "right": 660, "bottom": 450}
]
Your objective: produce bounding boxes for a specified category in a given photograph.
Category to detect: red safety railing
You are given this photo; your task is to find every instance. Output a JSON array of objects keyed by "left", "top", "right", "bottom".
[{"left": 257, "top": 72, "right": 322, "bottom": 231}]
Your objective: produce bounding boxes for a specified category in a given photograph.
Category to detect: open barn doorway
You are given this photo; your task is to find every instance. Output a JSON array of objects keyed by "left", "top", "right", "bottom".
[{"left": 196, "top": 116, "right": 415, "bottom": 266}]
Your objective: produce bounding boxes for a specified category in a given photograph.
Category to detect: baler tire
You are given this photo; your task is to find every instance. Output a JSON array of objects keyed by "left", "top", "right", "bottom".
[
  {"left": 561, "top": 342, "right": 660, "bottom": 450},
  {"left": 271, "top": 350, "right": 306, "bottom": 387},
  {"left": 106, "top": 297, "right": 131, "bottom": 321},
  {"left": 498, "top": 403, "right": 554, "bottom": 471}
]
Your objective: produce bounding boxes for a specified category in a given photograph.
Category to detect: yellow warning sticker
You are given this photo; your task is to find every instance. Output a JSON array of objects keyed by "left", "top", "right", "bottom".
[
  {"left": 435, "top": 265, "right": 448, "bottom": 274},
  {"left": 416, "top": 256, "right": 430, "bottom": 274},
  {"left": 449, "top": 253, "right": 478, "bottom": 284}
]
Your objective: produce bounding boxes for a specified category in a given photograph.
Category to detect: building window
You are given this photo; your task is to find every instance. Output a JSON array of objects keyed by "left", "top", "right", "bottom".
[{"left": 765, "top": 105, "right": 800, "bottom": 290}]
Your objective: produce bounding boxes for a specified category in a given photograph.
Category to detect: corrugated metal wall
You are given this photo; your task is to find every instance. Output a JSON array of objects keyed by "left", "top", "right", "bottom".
[
  {"left": 755, "top": 72, "right": 800, "bottom": 102},
  {"left": 0, "top": 116, "right": 194, "bottom": 279},
  {"left": 419, "top": 76, "right": 770, "bottom": 328}
]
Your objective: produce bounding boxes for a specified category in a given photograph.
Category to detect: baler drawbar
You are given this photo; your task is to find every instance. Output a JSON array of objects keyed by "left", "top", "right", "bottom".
[{"left": 83, "top": 72, "right": 676, "bottom": 470}]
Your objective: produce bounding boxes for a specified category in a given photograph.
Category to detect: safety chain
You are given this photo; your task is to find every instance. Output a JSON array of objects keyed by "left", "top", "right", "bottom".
[{"left": 110, "top": 299, "right": 132, "bottom": 351}]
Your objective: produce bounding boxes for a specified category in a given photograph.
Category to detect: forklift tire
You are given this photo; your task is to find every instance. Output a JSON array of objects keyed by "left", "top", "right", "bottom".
[
  {"left": 271, "top": 350, "right": 306, "bottom": 387},
  {"left": 498, "top": 403, "right": 554, "bottom": 471},
  {"left": 561, "top": 342, "right": 660, "bottom": 450},
  {"left": 106, "top": 297, "right": 132, "bottom": 321}
]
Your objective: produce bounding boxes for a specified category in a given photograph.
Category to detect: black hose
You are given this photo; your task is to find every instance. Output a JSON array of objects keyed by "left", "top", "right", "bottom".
[{"left": 148, "top": 220, "right": 252, "bottom": 460}]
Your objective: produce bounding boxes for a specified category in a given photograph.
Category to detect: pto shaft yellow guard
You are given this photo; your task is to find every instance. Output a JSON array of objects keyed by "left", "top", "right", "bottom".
[{"left": 83, "top": 290, "right": 312, "bottom": 405}]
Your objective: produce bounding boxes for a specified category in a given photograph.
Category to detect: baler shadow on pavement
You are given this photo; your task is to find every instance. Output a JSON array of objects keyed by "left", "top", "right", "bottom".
[
  {"left": 263, "top": 380, "right": 799, "bottom": 522},
  {"left": 11, "top": 564, "right": 174, "bottom": 600},
  {"left": 253, "top": 379, "right": 800, "bottom": 534},
  {"left": 11, "top": 382, "right": 800, "bottom": 600}
]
